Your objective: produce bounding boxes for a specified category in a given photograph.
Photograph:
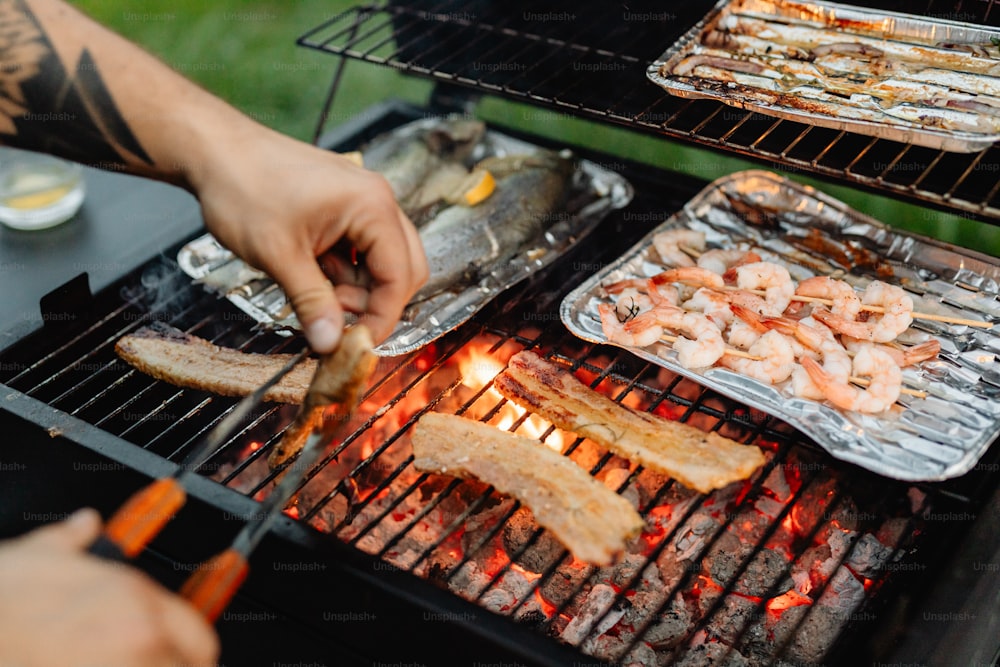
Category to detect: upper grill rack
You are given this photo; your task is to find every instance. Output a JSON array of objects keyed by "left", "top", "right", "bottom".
[{"left": 299, "top": 0, "right": 1000, "bottom": 223}]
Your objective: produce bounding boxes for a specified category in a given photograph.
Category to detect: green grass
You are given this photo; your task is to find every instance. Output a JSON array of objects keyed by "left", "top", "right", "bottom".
[{"left": 69, "top": 0, "right": 1000, "bottom": 255}]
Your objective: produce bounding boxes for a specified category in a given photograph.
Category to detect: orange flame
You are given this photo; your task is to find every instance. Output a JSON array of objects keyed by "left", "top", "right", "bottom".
[{"left": 458, "top": 347, "right": 564, "bottom": 451}]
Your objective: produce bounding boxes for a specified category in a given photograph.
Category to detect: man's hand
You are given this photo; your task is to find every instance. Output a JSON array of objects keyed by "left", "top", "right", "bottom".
[
  {"left": 0, "top": 508, "right": 219, "bottom": 667},
  {"left": 190, "top": 125, "right": 429, "bottom": 353},
  {"left": 0, "top": 1, "right": 428, "bottom": 354}
]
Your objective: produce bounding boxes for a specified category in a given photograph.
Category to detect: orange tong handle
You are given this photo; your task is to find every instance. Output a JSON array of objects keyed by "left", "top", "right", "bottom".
[
  {"left": 180, "top": 549, "right": 249, "bottom": 622},
  {"left": 102, "top": 477, "right": 187, "bottom": 559}
]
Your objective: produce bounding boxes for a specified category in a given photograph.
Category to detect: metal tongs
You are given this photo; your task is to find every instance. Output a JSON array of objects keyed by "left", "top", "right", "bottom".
[{"left": 88, "top": 325, "right": 376, "bottom": 621}]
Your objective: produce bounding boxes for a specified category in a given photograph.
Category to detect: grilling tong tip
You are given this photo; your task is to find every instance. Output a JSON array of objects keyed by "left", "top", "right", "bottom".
[{"left": 88, "top": 325, "right": 376, "bottom": 622}]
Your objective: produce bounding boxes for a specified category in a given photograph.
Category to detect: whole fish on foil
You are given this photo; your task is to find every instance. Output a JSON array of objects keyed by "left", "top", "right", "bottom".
[
  {"left": 411, "top": 150, "right": 575, "bottom": 302},
  {"left": 361, "top": 118, "right": 485, "bottom": 225}
]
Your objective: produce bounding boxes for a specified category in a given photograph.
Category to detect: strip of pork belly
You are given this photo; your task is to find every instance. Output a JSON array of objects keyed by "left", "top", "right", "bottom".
[
  {"left": 494, "top": 351, "right": 765, "bottom": 494},
  {"left": 115, "top": 324, "right": 316, "bottom": 404},
  {"left": 411, "top": 412, "right": 644, "bottom": 566}
]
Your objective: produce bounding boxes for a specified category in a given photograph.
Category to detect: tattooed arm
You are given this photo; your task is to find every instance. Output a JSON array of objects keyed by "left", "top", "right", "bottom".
[{"left": 1, "top": 0, "right": 428, "bottom": 351}]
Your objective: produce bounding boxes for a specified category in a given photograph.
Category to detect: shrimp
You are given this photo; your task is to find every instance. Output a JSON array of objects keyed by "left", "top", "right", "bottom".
[
  {"left": 652, "top": 229, "right": 705, "bottom": 268},
  {"left": 843, "top": 338, "right": 941, "bottom": 367},
  {"left": 763, "top": 316, "right": 851, "bottom": 400},
  {"left": 646, "top": 278, "right": 681, "bottom": 308},
  {"left": 651, "top": 266, "right": 724, "bottom": 290},
  {"left": 603, "top": 277, "right": 679, "bottom": 309},
  {"left": 683, "top": 287, "right": 736, "bottom": 329},
  {"left": 811, "top": 281, "right": 913, "bottom": 343},
  {"left": 671, "top": 313, "right": 726, "bottom": 369},
  {"left": 625, "top": 306, "right": 725, "bottom": 368},
  {"left": 730, "top": 302, "right": 810, "bottom": 359},
  {"left": 732, "top": 262, "right": 795, "bottom": 316},
  {"left": 719, "top": 330, "right": 796, "bottom": 383},
  {"left": 698, "top": 248, "right": 762, "bottom": 276},
  {"left": 603, "top": 277, "right": 650, "bottom": 296},
  {"left": 802, "top": 345, "right": 902, "bottom": 413},
  {"left": 795, "top": 276, "right": 862, "bottom": 319},
  {"left": 599, "top": 303, "right": 657, "bottom": 347},
  {"left": 727, "top": 320, "right": 763, "bottom": 350},
  {"left": 611, "top": 287, "right": 652, "bottom": 316}
]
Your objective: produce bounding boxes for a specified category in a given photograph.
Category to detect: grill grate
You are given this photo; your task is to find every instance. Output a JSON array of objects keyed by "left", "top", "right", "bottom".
[
  {"left": 0, "top": 271, "right": 957, "bottom": 664},
  {"left": 299, "top": 1, "right": 1000, "bottom": 223}
]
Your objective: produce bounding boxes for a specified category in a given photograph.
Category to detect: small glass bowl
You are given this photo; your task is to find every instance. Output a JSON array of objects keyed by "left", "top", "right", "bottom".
[{"left": 0, "top": 148, "right": 85, "bottom": 231}]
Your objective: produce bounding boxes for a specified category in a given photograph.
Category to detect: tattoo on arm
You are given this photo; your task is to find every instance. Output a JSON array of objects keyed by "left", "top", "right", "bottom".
[{"left": 0, "top": 0, "right": 151, "bottom": 168}]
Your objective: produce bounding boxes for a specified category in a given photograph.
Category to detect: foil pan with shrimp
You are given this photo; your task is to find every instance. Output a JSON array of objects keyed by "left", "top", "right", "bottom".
[
  {"left": 647, "top": 0, "right": 1000, "bottom": 153},
  {"left": 561, "top": 170, "right": 1000, "bottom": 482},
  {"left": 177, "top": 117, "right": 634, "bottom": 356}
]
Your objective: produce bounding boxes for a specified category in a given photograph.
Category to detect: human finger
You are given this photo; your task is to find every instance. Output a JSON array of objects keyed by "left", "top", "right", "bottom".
[
  {"left": 354, "top": 217, "right": 425, "bottom": 342},
  {"left": 24, "top": 507, "right": 102, "bottom": 551},
  {"left": 331, "top": 284, "right": 371, "bottom": 315},
  {"left": 156, "top": 592, "right": 221, "bottom": 667},
  {"left": 267, "top": 251, "right": 345, "bottom": 354}
]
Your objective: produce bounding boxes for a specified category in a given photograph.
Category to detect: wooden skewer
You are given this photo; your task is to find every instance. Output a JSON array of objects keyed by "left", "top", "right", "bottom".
[
  {"left": 678, "top": 244, "right": 703, "bottom": 258},
  {"left": 849, "top": 376, "right": 926, "bottom": 399},
  {"left": 660, "top": 334, "right": 761, "bottom": 361}
]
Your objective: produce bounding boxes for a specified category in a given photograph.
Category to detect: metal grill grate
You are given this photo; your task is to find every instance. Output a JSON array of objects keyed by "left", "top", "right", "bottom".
[
  {"left": 2, "top": 166, "right": 994, "bottom": 666},
  {"left": 299, "top": 1, "right": 1000, "bottom": 223},
  {"left": 1, "top": 107, "right": 997, "bottom": 665},
  {"left": 0, "top": 253, "right": 963, "bottom": 665}
]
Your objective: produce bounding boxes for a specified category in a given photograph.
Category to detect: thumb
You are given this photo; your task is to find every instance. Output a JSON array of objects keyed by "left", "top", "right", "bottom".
[
  {"left": 25, "top": 507, "right": 102, "bottom": 551},
  {"left": 271, "top": 256, "right": 345, "bottom": 354}
]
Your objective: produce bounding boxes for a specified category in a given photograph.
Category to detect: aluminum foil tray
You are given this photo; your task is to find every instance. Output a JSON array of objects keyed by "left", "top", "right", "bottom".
[
  {"left": 562, "top": 170, "right": 1000, "bottom": 482},
  {"left": 178, "top": 119, "right": 633, "bottom": 356},
  {"left": 647, "top": 0, "right": 1000, "bottom": 153}
]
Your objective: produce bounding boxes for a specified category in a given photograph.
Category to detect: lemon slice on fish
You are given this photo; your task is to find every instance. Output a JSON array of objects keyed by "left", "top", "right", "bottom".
[
  {"left": 340, "top": 151, "right": 364, "bottom": 167},
  {"left": 448, "top": 169, "right": 496, "bottom": 207}
]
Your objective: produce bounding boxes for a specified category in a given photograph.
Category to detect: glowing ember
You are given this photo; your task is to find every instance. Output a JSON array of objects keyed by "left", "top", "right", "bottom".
[{"left": 766, "top": 589, "right": 812, "bottom": 615}]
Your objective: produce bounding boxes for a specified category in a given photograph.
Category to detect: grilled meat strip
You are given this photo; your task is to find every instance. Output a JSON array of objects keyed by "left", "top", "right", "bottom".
[
  {"left": 269, "top": 325, "right": 377, "bottom": 470},
  {"left": 494, "top": 351, "right": 765, "bottom": 494},
  {"left": 115, "top": 323, "right": 315, "bottom": 404},
  {"left": 411, "top": 412, "right": 644, "bottom": 566}
]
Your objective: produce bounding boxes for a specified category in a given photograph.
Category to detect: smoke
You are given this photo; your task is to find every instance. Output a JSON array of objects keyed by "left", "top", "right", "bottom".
[{"left": 119, "top": 254, "right": 199, "bottom": 321}]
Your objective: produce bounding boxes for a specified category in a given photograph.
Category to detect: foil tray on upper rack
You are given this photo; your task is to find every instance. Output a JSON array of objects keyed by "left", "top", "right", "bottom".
[
  {"left": 647, "top": 0, "right": 1000, "bottom": 153},
  {"left": 177, "top": 118, "right": 633, "bottom": 356},
  {"left": 562, "top": 170, "right": 1000, "bottom": 482}
]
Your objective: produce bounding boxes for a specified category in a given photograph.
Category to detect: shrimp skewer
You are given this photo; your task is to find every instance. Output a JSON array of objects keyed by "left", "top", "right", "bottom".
[
  {"left": 843, "top": 338, "right": 941, "bottom": 368},
  {"left": 762, "top": 315, "right": 852, "bottom": 401},
  {"left": 719, "top": 330, "right": 796, "bottom": 383},
  {"left": 625, "top": 306, "right": 726, "bottom": 368},
  {"left": 652, "top": 229, "right": 705, "bottom": 268},
  {"left": 732, "top": 262, "right": 795, "bottom": 316},
  {"left": 698, "top": 248, "right": 762, "bottom": 276},
  {"left": 795, "top": 276, "right": 862, "bottom": 319},
  {"left": 802, "top": 345, "right": 902, "bottom": 413},
  {"left": 811, "top": 281, "right": 913, "bottom": 343}
]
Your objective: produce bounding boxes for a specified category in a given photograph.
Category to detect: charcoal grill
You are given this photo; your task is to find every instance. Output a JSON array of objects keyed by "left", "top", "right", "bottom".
[{"left": 2, "top": 2, "right": 999, "bottom": 666}]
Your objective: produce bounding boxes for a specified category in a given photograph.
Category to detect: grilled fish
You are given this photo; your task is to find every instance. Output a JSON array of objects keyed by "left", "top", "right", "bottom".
[
  {"left": 411, "top": 151, "right": 575, "bottom": 302},
  {"left": 362, "top": 118, "right": 485, "bottom": 224}
]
